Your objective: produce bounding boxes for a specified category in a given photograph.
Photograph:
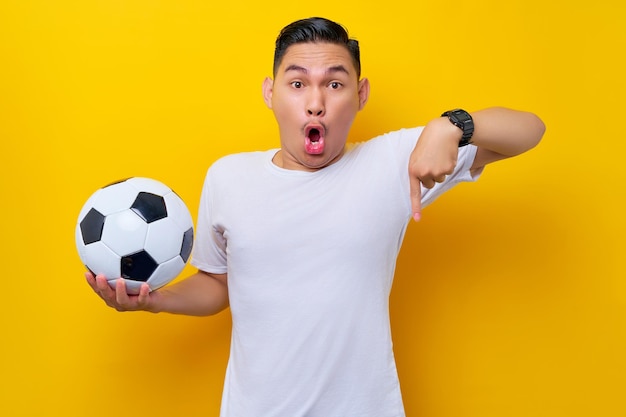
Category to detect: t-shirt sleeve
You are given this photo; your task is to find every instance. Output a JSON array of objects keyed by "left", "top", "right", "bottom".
[
  {"left": 374, "top": 127, "right": 482, "bottom": 210},
  {"left": 420, "top": 142, "right": 481, "bottom": 208},
  {"left": 190, "top": 166, "right": 228, "bottom": 274}
]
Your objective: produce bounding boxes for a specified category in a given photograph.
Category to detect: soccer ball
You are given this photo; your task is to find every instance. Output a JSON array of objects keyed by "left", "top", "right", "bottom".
[{"left": 75, "top": 177, "right": 194, "bottom": 294}]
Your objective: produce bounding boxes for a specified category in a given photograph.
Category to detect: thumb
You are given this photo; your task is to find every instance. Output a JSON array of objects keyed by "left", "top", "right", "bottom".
[{"left": 410, "top": 175, "right": 422, "bottom": 222}]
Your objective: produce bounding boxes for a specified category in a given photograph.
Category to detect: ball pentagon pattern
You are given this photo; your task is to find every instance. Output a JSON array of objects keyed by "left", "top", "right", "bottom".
[{"left": 75, "top": 177, "right": 194, "bottom": 294}]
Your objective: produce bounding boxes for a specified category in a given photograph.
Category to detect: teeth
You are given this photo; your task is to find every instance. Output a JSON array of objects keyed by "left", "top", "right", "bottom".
[
  {"left": 305, "top": 134, "right": 324, "bottom": 154},
  {"left": 304, "top": 126, "right": 324, "bottom": 154}
]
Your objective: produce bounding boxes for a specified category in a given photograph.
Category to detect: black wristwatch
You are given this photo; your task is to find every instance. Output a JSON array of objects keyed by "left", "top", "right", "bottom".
[{"left": 441, "top": 109, "right": 474, "bottom": 147}]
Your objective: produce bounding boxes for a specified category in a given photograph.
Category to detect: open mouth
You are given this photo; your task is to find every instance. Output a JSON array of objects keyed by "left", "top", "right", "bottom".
[{"left": 305, "top": 126, "right": 325, "bottom": 154}]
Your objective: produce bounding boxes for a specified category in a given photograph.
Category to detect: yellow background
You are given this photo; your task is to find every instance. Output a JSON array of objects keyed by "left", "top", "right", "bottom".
[{"left": 1, "top": 0, "right": 624, "bottom": 416}]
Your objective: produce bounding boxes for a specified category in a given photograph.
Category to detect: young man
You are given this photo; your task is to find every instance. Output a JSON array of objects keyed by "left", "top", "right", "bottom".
[{"left": 87, "top": 17, "right": 545, "bottom": 417}]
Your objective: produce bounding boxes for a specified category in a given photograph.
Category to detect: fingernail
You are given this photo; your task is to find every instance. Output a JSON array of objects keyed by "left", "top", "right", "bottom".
[{"left": 413, "top": 212, "right": 421, "bottom": 221}]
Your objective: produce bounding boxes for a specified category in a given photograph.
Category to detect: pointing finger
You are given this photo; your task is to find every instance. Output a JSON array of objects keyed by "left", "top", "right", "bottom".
[{"left": 410, "top": 175, "right": 422, "bottom": 222}]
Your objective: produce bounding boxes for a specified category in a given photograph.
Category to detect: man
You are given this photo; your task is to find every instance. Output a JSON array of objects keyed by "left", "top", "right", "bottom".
[{"left": 87, "top": 17, "right": 545, "bottom": 417}]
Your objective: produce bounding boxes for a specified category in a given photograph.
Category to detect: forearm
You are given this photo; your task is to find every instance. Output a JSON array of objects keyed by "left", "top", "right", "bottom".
[
  {"left": 148, "top": 270, "right": 229, "bottom": 316},
  {"left": 469, "top": 107, "right": 546, "bottom": 157}
]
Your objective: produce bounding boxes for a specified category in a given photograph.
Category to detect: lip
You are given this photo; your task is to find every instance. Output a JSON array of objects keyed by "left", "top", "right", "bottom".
[
  {"left": 304, "top": 123, "right": 326, "bottom": 155},
  {"left": 304, "top": 123, "right": 325, "bottom": 138}
]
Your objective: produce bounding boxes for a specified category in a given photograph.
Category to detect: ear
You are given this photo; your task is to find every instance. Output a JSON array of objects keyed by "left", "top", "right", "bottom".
[
  {"left": 357, "top": 78, "right": 370, "bottom": 110},
  {"left": 262, "top": 77, "right": 274, "bottom": 109}
]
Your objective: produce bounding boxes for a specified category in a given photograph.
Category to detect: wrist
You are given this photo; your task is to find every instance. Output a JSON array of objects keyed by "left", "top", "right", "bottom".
[
  {"left": 441, "top": 108, "right": 474, "bottom": 147},
  {"left": 426, "top": 116, "right": 463, "bottom": 144},
  {"left": 143, "top": 287, "right": 166, "bottom": 313}
]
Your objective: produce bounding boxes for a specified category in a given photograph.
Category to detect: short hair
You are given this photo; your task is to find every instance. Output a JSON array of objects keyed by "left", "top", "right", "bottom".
[{"left": 273, "top": 17, "right": 361, "bottom": 78}]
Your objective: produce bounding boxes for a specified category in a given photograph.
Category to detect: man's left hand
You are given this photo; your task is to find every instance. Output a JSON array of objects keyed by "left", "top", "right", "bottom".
[{"left": 409, "top": 117, "right": 462, "bottom": 221}]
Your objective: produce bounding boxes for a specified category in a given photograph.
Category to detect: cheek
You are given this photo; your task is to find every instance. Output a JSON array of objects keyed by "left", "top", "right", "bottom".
[
  {"left": 331, "top": 100, "right": 359, "bottom": 127},
  {"left": 274, "top": 108, "right": 297, "bottom": 132},
  {"left": 272, "top": 96, "right": 300, "bottom": 123}
]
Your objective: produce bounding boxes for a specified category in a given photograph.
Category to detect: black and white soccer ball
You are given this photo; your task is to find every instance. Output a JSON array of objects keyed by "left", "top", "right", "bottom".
[{"left": 75, "top": 177, "right": 194, "bottom": 294}]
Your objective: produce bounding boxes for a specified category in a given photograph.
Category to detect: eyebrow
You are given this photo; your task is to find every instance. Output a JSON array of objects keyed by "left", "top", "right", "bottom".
[{"left": 283, "top": 64, "right": 350, "bottom": 76}]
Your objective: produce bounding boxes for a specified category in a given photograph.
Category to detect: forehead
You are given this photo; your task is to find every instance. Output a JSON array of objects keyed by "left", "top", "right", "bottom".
[{"left": 277, "top": 42, "right": 356, "bottom": 76}]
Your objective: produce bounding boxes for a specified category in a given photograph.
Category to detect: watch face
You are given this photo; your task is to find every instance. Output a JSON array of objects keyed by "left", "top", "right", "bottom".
[{"left": 452, "top": 110, "right": 471, "bottom": 123}]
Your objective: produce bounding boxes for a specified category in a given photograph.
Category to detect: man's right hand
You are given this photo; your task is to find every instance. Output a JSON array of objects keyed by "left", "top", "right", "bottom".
[{"left": 85, "top": 272, "right": 160, "bottom": 312}]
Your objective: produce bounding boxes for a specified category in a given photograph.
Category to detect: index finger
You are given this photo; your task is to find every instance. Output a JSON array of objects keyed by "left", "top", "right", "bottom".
[{"left": 410, "top": 175, "right": 422, "bottom": 222}]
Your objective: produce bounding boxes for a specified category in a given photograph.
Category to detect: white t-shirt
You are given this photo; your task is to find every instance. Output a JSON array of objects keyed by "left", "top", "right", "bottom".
[{"left": 191, "top": 127, "right": 480, "bottom": 417}]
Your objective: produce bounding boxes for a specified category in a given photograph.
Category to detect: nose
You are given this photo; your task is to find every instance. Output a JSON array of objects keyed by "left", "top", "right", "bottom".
[{"left": 306, "top": 89, "right": 325, "bottom": 117}]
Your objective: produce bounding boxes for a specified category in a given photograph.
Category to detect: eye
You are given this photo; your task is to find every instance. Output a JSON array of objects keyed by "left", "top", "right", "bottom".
[
  {"left": 291, "top": 81, "right": 303, "bottom": 89},
  {"left": 329, "top": 82, "right": 342, "bottom": 89}
]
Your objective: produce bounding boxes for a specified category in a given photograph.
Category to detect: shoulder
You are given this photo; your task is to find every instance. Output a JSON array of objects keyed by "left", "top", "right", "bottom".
[
  {"left": 199, "top": 150, "right": 276, "bottom": 196},
  {"left": 365, "top": 126, "right": 424, "bottom": 144},
  {"left": 346, "top": 127, "right": 424, "bottom": 162},
  {"left": 211, "top": 150, "right": 273, "bottom": 169},
  {"left": 207, "top": 150, "right": 275, "bottom": 177},
  {"left": 351, "top": 127, "right": 424, "bottom": 151}
]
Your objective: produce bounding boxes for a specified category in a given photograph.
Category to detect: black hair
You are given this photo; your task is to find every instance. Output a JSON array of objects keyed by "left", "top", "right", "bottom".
[{"left": 273, "top": 17, "right": 361, "bottom": 78}]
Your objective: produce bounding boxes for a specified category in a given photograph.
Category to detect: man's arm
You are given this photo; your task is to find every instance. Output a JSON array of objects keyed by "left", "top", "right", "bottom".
[
  {"left": 86, "top": 270, "right": 229, "bottom": 316},
  {"left": 469, "top": 107, "right": 546, "bottom": 172},
  {"left": 409, "top": 107, "right": 546, "bottom": 220}
]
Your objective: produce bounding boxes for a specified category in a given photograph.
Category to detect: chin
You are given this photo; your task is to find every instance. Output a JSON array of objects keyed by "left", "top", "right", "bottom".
[{"left": 301, "top": 152, "right": 341, "bottom": 170}]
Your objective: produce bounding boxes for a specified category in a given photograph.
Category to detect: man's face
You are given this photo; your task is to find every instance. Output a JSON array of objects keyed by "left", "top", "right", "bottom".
[{"left": 263, "top": 42, "right": 369, "bottom": 171}]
